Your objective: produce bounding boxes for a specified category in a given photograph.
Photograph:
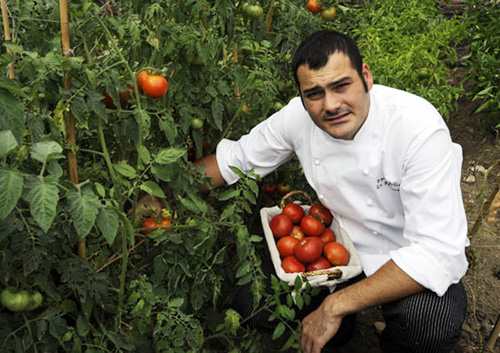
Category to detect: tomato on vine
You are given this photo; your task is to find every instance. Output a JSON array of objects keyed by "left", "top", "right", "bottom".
[
  {"left": 320, "top": 7, "right": 336, "bottom": 20},
  {"left": 307, "top": 0, "right": 322, "bottom": 13},
  {"left": 143, "top": 75, "right": 169, "bottom": 99},
  {"left": 136, "top": 70, "right": 152, "bottom": 91},
  {"left": 1, "top": 288, "right": 31, "bottom": 312}
]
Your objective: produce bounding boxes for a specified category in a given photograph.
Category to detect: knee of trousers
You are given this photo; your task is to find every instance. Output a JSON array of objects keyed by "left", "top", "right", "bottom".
[{"left": 380, "top": 281, "right": 467, "bottom": 352}]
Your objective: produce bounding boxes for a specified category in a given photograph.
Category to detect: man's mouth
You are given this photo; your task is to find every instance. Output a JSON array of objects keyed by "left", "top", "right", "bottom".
[{"left": 324, "top": 111, "right": 351, "bottom": 124}]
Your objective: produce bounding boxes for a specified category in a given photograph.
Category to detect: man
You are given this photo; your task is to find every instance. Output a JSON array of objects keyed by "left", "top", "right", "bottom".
[{"left": 141, "top": 30, "right": 469, "bottom": 352}]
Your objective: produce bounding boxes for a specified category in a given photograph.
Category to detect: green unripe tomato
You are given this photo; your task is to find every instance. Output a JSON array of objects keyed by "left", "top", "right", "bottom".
[
  {"left": 190, "top": 118, "right": 204, "bottom": 130},
  {"left": 25, "top": 291, "right": 43, "bottom": 311},
  {"left": 1, "top": 288, "right": 31, "bottom": 312}
]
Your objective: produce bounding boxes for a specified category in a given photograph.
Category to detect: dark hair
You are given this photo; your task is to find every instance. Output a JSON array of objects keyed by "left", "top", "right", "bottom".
[{"left": 292, "top": 30, "right": 367, "bottom": 92}]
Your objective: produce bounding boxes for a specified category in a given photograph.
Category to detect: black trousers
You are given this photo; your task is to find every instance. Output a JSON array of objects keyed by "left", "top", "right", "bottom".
[{"left": 232, "top": 256, "right": 467, "bottom": 352}]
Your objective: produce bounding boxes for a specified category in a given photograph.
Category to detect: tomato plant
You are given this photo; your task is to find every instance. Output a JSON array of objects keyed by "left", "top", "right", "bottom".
[
  {"left": 281, "top": 256, "right": 305, "bottom": 274},
  {"left": 294, "top": 237, "right": 324, "bottom": 263},
  {"left": 143, "top": 75, "right": 169, "bottom": 99},
  {"left": 300, "top": 215, "right": 325, "bottom": 236},
  {"left": 270, "top": 214, "right": 294, "bottom": 238},
  {"left": 324, "top": 242, "right": 351, "bottom": 266}
]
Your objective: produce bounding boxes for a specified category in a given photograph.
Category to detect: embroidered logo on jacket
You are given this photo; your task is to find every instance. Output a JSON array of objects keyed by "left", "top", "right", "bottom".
[{"left": 377, "top": 178, "right": 400, "bottom": 191}]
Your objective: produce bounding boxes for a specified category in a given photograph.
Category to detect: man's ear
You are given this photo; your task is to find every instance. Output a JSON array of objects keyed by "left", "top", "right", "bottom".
[{"left": 362, "top": 63, "right": 374, "bottom": 91}]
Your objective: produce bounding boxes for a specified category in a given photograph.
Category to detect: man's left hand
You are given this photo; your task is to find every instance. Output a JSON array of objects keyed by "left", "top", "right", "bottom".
[{"left": 301, "top": 299, "right": 342, "bottom": 353}]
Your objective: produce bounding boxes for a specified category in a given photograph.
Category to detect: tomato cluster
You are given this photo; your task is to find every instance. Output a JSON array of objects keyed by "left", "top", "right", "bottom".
[
  {"left": 136, "top": 70, "right": 169, "bottom": 99},
  {"left": 306, "top": 0, "right": 336, "bottom": 20},
  {"left": 140, "top": 217, "right": 172, "bottom": 234},
  {"left": 269, "top": 203, "right": 350, "bottom": 273}
]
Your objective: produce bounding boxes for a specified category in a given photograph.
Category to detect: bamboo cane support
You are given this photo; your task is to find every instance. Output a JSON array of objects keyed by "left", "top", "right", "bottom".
[
  {"left": 59, "top": 0, "right": 85, "bottom": 259},
  {"left": 0, "top": 0, "right": 15, "bottom": 79}
]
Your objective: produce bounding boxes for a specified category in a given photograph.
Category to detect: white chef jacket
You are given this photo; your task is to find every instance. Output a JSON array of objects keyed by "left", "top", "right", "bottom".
[{"left": 216, "top": 84, "right": 469, "bottom": 296}]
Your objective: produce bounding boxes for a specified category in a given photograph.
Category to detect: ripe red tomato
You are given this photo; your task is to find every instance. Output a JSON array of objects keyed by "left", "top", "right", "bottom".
[
  {"left": 136, "top": 70, "right": 152, "bottom": 91},
  {"left": 309, "top": 203, "right": 333, "bottom": 226},
  {"left": 307, "top": 0, "right": 322, "bottom": 13},
  {"left": 324, "top": 242, "right": 350, "bottom": 266},
  {"left": 159, "top": 218, "right": 172, "bottom": 231},
  {"left": 281, "top": 256, "right": 305, "bottom": 273},
  {"left": 289, "top": 225, "right": 305, "bottom": 241},
  {"left": 277, "top": 236, "right": 300, "bottom": 258},
  {"left": 276, "top": 183, "right": 291, "bottom": 196},
  {"left": 319, "top": 228, "right": 336, "bottom": 243},
  {"left": 300, "top": 215, "right": 325, "bottom": 236},
  {"left": 294, "top": 237, "right": 324, "bottom": 263},
  {"left": 141, "top": 218, "right": 159, "bottom": 234},
  {"left": 269, "top": 214, "right": 293, "bottom": 238},
  {"left": 143, "top": 75, "right": 169, "bottom": 99},
  {"left": 320, "top": 7, "right": 336, "bottom": 20},
  {"left": 306, "top": 256, "right": 332, "bottom": 272},
  {"left": 282, "top": 203, "right": 304, "bottom": 224},
  {"left": 262, "top": 183, "right": 276, "bottom": 194}
]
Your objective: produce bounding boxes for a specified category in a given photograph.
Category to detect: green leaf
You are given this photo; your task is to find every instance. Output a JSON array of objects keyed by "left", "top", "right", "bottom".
[
  {"left": 0, "top": 130, "right": 18, "bottom": 157},
  {"left": 113, "top": 162, "right": 137, "bottom": 179},
  {"left": 30, "top": 141, "right": 64, "bottom": 163},
  {"left": 0, "top": 167, "right": 23, "bottom": 219},
  {"left": 96, "top": 207, "right": 119, "bottom": 246},
  {"left": 67, "top": 189, "right": 101, "bottom": 239},
  {"left": 218, "top": 189, "right": 240, "bottom": 201},
  {"left": 139, "top": 180, "right": 166, "bottom": 199},
  {"left": 137, "top": 145, "right": 151, "bottom": 165},
  {"left": 0, "top": 88, "right": 25, "bottom": 145},
  {"left": 24, "top": 175, "right": 59, "bottom": 233},
  {"left": 169, "top": 298, "right": 184, "bottom": 308},
  {"left": 155, "top": 147, "right": 185, "bottom": 164},
  {"left": 272, "top": 322, "right": 286, "bottom": 339}
]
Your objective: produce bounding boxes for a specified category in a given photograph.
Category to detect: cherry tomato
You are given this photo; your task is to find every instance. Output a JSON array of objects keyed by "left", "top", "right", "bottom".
[
  {"left": 141, "top": 218, "right": 159, "bottom": 234},
  {"left": 294, "top": 237, "right": 324, "bottom": 263},
  {"left": 319, "top": 228, "right": 336, "bottom": 243},
  {"left": 1, "top": 288, "right": 31, "bottom": 312},
  {"left": 269, "top": 214, "right": 293, "bottom": 238},
  {"left": 289, "top": 225, "right": 305, "bottom": 241},
  {"left": 282, "top": 203, "right": 304, "bottom": 224},
  {"left": 324, "top": 241, "right": 350, "bottom": 266},
  {"left": 320, "top": 7, "right": 336, "bottom": 20},
  {"left": 281, "top": 256, "right": 305, "bottom": 273},
  {"left": 136, "top": 70, "right": 152, "bottom": 91},
  {"left": 143, "top": 75, "right": 169, "bottom": 99},
  {"left": 300, "top": 215, "right": 325, "bottom": 236},
  {"left": 307, "top": 0, "right": 322, "bottom": 13},
  {"left": 309, "top": 203, "right": 333, "bottom": 226},
  {"left": 277, "top": 236, "right": 300, "bottom": 258},
  {"left": 306, "top": 256, "right": 332, "bottom": 272}
]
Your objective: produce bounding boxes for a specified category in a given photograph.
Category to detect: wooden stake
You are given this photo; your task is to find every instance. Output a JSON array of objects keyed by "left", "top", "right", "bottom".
[
  {"left": 60, "top": 0, "right": 85, "bottom": 259},
  {"left": 0, "top": 0, "right": 15, "bottom": 79}
]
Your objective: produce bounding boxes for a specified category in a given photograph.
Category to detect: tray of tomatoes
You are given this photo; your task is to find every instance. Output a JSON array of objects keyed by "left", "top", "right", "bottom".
[{"left": 260, "top": 191, "right": 362, "bottom": 288}]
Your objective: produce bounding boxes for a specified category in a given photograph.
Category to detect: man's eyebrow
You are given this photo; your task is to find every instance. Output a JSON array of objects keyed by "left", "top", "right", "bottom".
[{"left": 302, "top": 77, "right": 351, "bottom": 95}]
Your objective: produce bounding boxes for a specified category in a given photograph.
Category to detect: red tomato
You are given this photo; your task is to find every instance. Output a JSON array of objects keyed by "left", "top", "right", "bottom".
[
  {"left": 324, "top": 242, "right": 350, "bottom": 266},
  {"left": 143, "top": 75, "right": 169, "bottom": 99},
  {"left": 269, "top": 214, "right": 293, "bottom": 238},
  {"left": 262, "top": 183, "right": 276, "bottom": 194},
  {"left": 306, "top": 256, "right": 332, "bottom": 272},
  {"left": 277, "top": 236, "right": 300, "bottom": 258},
  {"left": 307, "top": 0, "right": 322, "bottom": 13},
  {"left": 159, "top": 218, "right": 172, "bottom": 231},
  {"left": 282, "top": 203, "right": 304, "bottom": 224},
  {"left": 300, "top": 215, "right": 325, "bottom": 236},
  {"left": 141, "top": 218, "right": 159, "bottom": 234},
  {"left": 309, "top": 204, "right": 333, "bottom": 226},
  {"left": 319, "top": 228, "right": 336, "bottom": 243},
  {"left": 136, "top": 70, "right": 152, "bottom": 91},
  {"left": 281, "top": 256, "right": 305, "bottom": 273},
  {"left": 294, "top": 237, "right": 324, "bottom": 263},
  {"left": 276, "top": 183, "right": 291, "bottom": 196},
  {"left": 289, "top": 225, "right": 305, "bottom": 241}
]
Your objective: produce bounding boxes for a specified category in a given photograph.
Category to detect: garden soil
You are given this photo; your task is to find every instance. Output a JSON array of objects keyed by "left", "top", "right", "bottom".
[{"left": 263, "top": 67, "right": 500, "bottom": 352}]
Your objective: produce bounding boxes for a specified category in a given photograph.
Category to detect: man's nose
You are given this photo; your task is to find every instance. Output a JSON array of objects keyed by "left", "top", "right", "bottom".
[{"left": 324, "top": 91, "right": 341, "bottom": 113}]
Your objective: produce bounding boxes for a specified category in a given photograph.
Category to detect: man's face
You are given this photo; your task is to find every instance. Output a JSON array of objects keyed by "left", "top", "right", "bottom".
[{"left": 297, "top": 52, "right": 373, "bottom": 140}]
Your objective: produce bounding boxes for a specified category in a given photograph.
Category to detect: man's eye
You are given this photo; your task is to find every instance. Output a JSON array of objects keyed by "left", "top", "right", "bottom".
[{"left": 307, "top": 91, "right": 323, "bottom": 99}]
